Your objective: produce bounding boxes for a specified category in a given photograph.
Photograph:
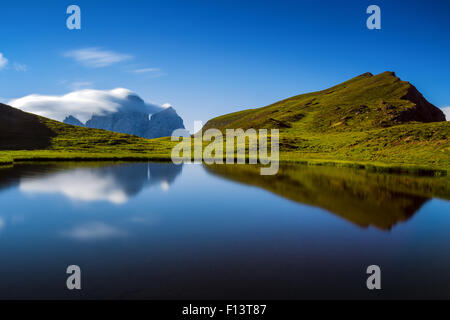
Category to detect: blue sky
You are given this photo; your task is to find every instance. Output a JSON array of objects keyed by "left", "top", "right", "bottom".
[{"left": 0, "top": 0, "right": 449, "bottom": 130}]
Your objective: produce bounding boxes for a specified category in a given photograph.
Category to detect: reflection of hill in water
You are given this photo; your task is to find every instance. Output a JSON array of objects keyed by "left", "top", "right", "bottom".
[
  {"left": 0, "top": 162, "right": 183, "bottom": 203},
  {"left": 204, "top": 164, "right": 450, "bottom": 230}
]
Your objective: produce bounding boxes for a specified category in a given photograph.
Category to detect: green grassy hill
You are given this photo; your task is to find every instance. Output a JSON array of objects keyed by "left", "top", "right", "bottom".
[
  {"left": 204, "top": 72, "right": 445, "bottom": 131},
  {"left": 1, "top": 72, "right": 449, "bottom": 171},
  {"left": 203, "top": 72, "right": 450, "bottom": 170},
  {"left": 0, "top": 103, "right": 177, "bottom": 164}
]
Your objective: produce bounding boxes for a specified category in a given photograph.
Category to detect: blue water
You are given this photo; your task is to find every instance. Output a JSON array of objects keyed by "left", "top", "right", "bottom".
[{"left": 0, "top": 162, "right": 449, "bottom": 299}]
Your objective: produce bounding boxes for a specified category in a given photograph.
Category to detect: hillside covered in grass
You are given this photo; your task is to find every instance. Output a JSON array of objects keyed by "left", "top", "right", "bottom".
[
  {"left": 0, "top": 103, "right": 177, "bottom": 164},
  {"left": 203, "top": 72, "right": 450, "bottom": 170},
  {"left": 1, "top": 71, "right": 449, "bottom": 172}
]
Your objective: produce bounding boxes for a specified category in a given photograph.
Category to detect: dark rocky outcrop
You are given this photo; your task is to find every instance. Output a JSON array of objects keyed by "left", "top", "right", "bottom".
[{"left": 397, "top": 84, "right": 446, "bottom": 122}]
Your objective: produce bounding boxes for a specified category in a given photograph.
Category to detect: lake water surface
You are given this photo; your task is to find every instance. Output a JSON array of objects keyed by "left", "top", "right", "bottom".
[{"left": 0, "top": 162, "right": 449, "bottom": 299}]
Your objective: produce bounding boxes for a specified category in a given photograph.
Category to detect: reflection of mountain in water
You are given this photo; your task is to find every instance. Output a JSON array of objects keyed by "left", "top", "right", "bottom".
[
  {"left": 204, "top": 164, "right": 450, "bottom": 230},
  {"left": 0, "top": 162, "right": 183, "bottom": 204},
  {"left": 88, "top": 163, "right": 183, "bottom": 199}
]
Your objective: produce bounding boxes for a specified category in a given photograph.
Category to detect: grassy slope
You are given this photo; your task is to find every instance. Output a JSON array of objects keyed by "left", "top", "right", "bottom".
[
  {"left": 1, "top": 72, "right": 449, "bottom": 172},
  {"left": 203, "top": 72, "right": 450, "bottom": 170},
  {"left": 0, "top": 115, "right": 179, "bottom": 164}
]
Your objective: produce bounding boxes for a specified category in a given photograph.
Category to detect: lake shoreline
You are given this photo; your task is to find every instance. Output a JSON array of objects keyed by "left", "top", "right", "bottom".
[{"left": 1, "top": 152, "right": 448, "bottom": 177}]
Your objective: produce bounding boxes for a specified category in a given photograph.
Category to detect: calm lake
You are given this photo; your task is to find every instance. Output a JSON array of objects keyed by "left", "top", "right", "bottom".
[{"left": 0, "top": 162, "right": 449, "bottom": 299}]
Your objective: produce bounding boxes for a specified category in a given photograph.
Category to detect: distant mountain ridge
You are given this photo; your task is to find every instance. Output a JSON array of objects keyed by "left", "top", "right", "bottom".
[
  {"left": 63, "top": 105, "right": 185, "bottom": 139},
  {"left": 63, "top": 115, "right": 84, "bottom": 126},
  {"left": 7, "top": 88, "right": 186, "bottom": 139}
]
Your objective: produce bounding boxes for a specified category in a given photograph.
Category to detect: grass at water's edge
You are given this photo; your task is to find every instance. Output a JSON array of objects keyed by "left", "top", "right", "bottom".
[
  {"left": 1, "top": 117, "right": 448, "bottom": 176},
  {"left": 1, "top": 150, "right": 448, "bottom": 177},
  {"left": 0, "top": 157, "right": 13, "bottom": 166}
]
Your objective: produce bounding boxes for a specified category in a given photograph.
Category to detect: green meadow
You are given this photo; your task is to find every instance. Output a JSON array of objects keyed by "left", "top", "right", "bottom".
[{"left": 1, "top": 72, "right": 449, "bottom": 175}]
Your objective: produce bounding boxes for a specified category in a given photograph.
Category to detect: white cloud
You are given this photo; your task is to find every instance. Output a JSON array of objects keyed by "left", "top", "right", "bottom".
[
  {"left": 62, "top": 222, "right": 125, "bottom": 240},
  {"left": 20, "top": 168, "right": 130, "bottom": 204},
  {"left": 64, "top": 47, "right": 132, "bottom": 68},
  {"left": 162, "top": 103, "right": 172, "bottom": 108},
  {"left": 13, "top": 62, "right": 27, "bottom": 72},
  {"left": 0, "top": 54, "right": 27, "bottom": 72},
  {"left": 442, "top": 107, "right": 450, "bottom": 121},
  {"left": 130, "top": 67, "right": 166, "bottom": 78},
  {"left": 132, "top": 67, "right": 159, "bottom": 74},
  {"left": 0, "top": 53, "right": 8, "bottom": 69},
  {"left": 8, "top": 88, "right": 163, "bottom": 123}
]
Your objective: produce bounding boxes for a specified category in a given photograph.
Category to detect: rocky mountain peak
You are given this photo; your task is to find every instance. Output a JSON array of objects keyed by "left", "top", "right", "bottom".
[{"left": 63, "top": 106, "right": 185, "bottom": 139}]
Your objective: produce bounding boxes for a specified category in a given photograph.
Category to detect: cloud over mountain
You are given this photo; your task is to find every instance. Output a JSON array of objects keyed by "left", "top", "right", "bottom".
[
  {"left": 442, "top": 107, "right": 450, "bottom": 121},
  {"left": 8, "top": 88, "right": 163, "bottom": 124}
]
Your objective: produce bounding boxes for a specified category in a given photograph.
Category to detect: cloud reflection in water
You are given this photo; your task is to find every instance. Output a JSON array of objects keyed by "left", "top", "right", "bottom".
[
  {"left": 18, "top": 163, "right": 183, "bottom": 204},
  {"left": 62, "top": 222, "right": 126, "bottom": 240}
]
